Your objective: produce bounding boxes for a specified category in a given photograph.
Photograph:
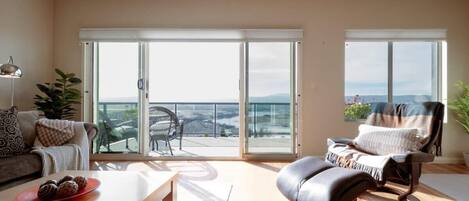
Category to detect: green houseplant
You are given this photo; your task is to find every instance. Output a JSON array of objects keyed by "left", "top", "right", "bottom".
[
  {"left": 345, "top": 103, "right": 372, "bottom": 121},
  {"left": 34, "top": 69, "right": 82, "bottom": 119},
  {"left": 448, "top": 81, "right": 469, "bottom": 166}
]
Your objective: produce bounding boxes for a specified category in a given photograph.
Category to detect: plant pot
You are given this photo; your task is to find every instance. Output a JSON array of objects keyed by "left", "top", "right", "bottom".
[{"left": 464, "top": 152, "right": 469, "bottom": 167}]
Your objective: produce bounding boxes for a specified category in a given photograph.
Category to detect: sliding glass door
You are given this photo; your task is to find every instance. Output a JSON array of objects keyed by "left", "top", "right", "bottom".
[
  {"left": 245, "top": 42, "right": 296, "bottom": 154},
  {"left": 94, "top": 42, "right": 141, "bottom": 154},
  {"left": 147, "top": 42, "right": 240, "bottom": 157},
  {"left": 89, "top": 40, "right": 298, "bottom": 158}
]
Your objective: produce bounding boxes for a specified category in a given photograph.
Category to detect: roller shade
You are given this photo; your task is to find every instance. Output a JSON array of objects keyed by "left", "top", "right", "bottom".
[
  {"left": 345, "top": 29, "right": 446, "bottom": 41},
  {"left": 79, "top": 28, "right": 303, "bottom": 42}
]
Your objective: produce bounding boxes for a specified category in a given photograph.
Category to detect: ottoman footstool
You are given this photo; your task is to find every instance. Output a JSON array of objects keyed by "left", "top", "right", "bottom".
[{"left": 277, "top": 156, "right": 376, "bottom": 201}]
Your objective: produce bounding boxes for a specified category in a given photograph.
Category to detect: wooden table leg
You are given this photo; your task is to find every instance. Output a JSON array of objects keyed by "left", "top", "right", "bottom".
[{"left": 163, "top": 181, "right": 176, "bottom": 201}]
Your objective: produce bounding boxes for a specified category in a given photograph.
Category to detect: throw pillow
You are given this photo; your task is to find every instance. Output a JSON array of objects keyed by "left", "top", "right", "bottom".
[
  {"left": 359, "top": 124, "right": 426, "bottom": 149},
  {"left": 0, "top": 107, "right": 25, "bottom": 157},
  {"left": 36, "top": 119, "right": 75, "bottom": 147},
  {"left": 353, "top": 124, "right": 420, "bottom": 155}
]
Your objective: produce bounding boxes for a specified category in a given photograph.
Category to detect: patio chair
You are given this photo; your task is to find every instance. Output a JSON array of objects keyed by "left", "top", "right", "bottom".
[
  {"left": 96, "top": 110, "right": 138, "bottom": 153},
  {"left": 326, "top": 102, "right": 444, "bottom": 200},
  {"left": 149, "top": 106, "right": 184, "bottom": 156}
]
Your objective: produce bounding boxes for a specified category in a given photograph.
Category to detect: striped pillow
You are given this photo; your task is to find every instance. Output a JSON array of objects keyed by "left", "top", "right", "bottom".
[{"left": 353, "top": 124, "right": 420, "bottom": 155}]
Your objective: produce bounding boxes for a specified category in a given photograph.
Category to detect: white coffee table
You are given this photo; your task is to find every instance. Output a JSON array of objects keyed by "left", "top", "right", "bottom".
[{"left": 0, "top": 170, "right": 178, "bottom": 201}]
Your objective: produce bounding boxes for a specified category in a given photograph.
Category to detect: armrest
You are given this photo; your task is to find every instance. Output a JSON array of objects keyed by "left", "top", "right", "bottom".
[
  {"left": 327, "top": 137, "right": 354, "bottom": 146},
  {"left": 391, "top": 151, "right": 435, "bottom": 164},
  {"left": 83, "top": 122, "right": 98, "bottom": 141}
]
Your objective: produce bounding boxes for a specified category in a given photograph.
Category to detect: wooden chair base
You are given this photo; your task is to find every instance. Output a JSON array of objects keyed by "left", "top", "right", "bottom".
[{"left": 377, "top": 186, "right": 419, "bottom": 201}]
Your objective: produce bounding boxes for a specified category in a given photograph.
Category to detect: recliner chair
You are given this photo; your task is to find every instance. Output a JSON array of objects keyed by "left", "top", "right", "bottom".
[{"left": 327, "top": 102, "right": 444, "bottom": 200}]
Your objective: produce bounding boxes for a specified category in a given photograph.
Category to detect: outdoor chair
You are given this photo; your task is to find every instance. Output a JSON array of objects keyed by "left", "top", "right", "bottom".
[
  {"left": 96, "top": 111, "right": 138, "bottom": 153},
  {"left": 149, "top": 106, "right": 184, "bottom": 156},
  {"left": 326, "top": 102, "right": 444, "bottom": 200}
]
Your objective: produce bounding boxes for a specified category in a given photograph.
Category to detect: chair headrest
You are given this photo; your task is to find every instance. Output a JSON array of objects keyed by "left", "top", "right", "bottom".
[{"left": 365, "top": 102, "right": 444, "bottom": 155}]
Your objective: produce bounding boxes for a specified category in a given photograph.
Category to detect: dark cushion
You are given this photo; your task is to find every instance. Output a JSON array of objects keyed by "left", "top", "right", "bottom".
[
  {"left": 297, "top": 167, "right": 376, "bottom": 201},
  {"left": 0, "top": 107, "right": 25, "bottom": 157},
  {"left": 0, "top": 153, "right": 42, "bottom": 184},
  {"left": 276, "top": 156, "right": 334, "bottom": 201}
]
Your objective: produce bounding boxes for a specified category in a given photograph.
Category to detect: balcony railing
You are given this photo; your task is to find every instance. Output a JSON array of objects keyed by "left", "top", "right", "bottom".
[{"left": 98, "top": 102, "right": 291, "bottom": 138}]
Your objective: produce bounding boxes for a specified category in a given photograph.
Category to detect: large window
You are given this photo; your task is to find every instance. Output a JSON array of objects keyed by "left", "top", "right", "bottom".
[
  {"left": 82, "top": 28, "right": 301, "bottom": 158},
  {"left": 345, "top": 41, "right": 441, "bottom": 120}
]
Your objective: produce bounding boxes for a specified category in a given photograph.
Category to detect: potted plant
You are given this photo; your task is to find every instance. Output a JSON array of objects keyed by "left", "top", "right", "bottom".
[
  {"left": 448, "top": 81, "right": 469, "bottom": 166},
  {"left": 344, "top": 103, "right": 372, "bottom": 121},
  {"left": 34, "top": 69, "right": 82, "bottom": 119}
]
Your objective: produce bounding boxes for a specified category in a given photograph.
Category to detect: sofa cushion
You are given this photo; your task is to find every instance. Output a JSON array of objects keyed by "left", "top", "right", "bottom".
[
  {"left": 0, "top": 107, "right": 25, "bottom": 157},
  {"left": 0, "top": 153, "right": 42, "bottom": 184},
  {"left": 17, "top": 111, "right": 41, "bottom": 148}
]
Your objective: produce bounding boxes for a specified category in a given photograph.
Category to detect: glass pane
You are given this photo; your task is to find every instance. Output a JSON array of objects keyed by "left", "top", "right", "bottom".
[
  {"left": 247, "top": 42, "right": 293, "bottom": 154},
  {"left": 148, "top": 42, "right": 240, "bottom": 157},
  {"left": 393, "top": 42, "right": 437, "bottom": 103},
  {"left": 344, "top": 42, "right": 388, "bottom": 120},
  {"left": 94, "top": 42, "right": 139, "bottom": 153}
]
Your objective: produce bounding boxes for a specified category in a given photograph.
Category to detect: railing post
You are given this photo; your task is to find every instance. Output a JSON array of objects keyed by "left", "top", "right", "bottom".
[
  {"left": 103, "top": 103, "right": 108, "bottom": 117},
  {"left": 213, "top": 103, "right": 217, "bottom": 138},
  {"left": 272, "top": 104, "right": 276, "bottom": 124},
  {"left": 254, "top": 103, "right": 257, "bottom": 137}
]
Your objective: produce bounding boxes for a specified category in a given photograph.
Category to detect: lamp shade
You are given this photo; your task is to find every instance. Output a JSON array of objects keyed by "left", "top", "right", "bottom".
[{"left": 0, "top": 56, "right": 22, "bottom": 78}]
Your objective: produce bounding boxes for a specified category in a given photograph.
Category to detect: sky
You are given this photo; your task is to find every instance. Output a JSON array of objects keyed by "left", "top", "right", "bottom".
[
  {"left": 98, "top": 41, "right": 435, "bottom": 102},
  {"left": 345, "top": 41, "right": 436, "bottom": 97},
  {"left": 98, "top": 42, "right": 291, "bottom": 102}
]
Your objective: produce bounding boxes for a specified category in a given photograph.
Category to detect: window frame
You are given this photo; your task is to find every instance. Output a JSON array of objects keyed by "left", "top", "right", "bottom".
[
  {"left": 344, "top": 40, "right": 446, "bottom": 122},
  {"left": 82, "top": 39, "right": 302, "bottom": 160},
  {"left": 345, "top": 40, "right": 444, "bottom": 104}
]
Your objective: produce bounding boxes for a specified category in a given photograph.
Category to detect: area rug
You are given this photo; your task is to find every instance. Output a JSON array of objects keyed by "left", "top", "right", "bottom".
[
  {"left": 420, "top": 174, "right": 469, "bottom": 201},
  {"left": 177, "top": 181, "right": 233, "bottom": 201}
]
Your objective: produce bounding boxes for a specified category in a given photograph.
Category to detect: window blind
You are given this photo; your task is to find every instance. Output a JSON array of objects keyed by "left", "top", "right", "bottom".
[
  {"left": 79, "top": 28, "right": 303, "bottom": 42},
  {"left": 345, "top": 29, "right": 446, "bottom": 41}
]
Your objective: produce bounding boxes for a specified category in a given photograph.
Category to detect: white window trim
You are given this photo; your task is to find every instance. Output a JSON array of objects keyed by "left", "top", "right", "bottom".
[
  {"left": 345, "top": 29, "right": 446, "bottom": 41},
  {"left": 79, "top": 28, "right": 303, "bottom": 42}
]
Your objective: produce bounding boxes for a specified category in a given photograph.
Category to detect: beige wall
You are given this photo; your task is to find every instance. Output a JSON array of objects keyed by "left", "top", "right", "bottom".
[
  {"left": 52, "top": 0, "right": 469, "bottom": 161},
  {"left": 0, "top": 0, "right": 54, "bottom": 110}
]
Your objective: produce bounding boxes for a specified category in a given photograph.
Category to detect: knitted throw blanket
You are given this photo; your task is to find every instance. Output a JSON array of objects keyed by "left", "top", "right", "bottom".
[
  {"left": 36, "top": 119, "right": 75, "bottom": 147},
  {"left": 326, "top": 143, "right": 391, "bottom": 182},
  {"left": 32, "top": 119, "right": 89, "bottom": 176}
]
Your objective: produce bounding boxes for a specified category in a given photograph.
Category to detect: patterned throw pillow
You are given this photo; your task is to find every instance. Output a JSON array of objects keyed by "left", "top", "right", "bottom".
[
  {"left": 353, "top": 124, "right": 420, "bottom": 155},
  {"left": 36, "top": 119, "right": 75, "bottom": 147},
  {"left": 0, "top": 107, "right": 25, "bottom": 157}
]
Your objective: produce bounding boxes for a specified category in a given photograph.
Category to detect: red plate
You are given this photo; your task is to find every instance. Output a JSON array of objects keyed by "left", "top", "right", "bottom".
[{"left": 14, "top": 178, "right": 101, "bottom": 201}]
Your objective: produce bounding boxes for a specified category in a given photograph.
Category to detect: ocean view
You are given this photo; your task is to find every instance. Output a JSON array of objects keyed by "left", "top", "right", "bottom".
[{"left": 345, "top": 95, "right": 434, "bottom": 104}]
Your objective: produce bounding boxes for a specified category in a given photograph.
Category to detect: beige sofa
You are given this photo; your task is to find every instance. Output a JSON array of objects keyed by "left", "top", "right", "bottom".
[{"left": 0, "top": 111, "right": 97, "bottom": 190}]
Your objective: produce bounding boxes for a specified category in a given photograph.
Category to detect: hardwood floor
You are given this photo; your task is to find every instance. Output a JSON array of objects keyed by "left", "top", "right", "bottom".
[
  {"left": 423, "top": 163, "right": 469, "bottom": 174},
  {"left": 91, "top": 161, "right": 468, "bottom": 201}
]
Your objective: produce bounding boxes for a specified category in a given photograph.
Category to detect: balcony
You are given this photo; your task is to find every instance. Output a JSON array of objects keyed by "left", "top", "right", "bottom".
[{"left": 94, "top": 102, "right": 292, "bottom": 157}]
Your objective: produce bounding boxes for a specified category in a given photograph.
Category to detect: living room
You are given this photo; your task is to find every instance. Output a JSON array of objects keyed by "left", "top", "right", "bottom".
[{"left": 0, "top": 0, "right": 468, "bottom": 200}]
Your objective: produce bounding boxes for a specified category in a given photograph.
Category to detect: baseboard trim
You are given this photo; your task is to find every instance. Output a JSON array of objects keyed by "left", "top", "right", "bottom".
[{"left": 432, "top": 156, "right": 465, "bottom": 164}]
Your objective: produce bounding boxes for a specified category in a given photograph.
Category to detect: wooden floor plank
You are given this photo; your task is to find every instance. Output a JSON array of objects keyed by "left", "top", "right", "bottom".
[{"left": 91, "top": 161, "right": 468, "bottom": 201}]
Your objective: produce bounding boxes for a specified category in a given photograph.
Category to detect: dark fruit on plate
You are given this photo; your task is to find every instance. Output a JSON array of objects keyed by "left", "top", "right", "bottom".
[
  {"left": 73, "top": 176, "right": 88, "bottom": 190},
  {"left": 37, "top": 183, "right": 57, "bottom": 200},
  {"left": 56, "top": 181, "right": 79, "bottom": 198},
  {"left": 40, "top": 180, "right": 57, "bottom": 188},
  {"left": 58, "top": 175, "right": 74, "bottom": 185}
]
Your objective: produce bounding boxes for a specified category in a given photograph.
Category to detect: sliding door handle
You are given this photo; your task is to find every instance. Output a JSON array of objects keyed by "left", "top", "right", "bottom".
[{"left": 137, "top": 79, "right": 144, "bottom": 90}]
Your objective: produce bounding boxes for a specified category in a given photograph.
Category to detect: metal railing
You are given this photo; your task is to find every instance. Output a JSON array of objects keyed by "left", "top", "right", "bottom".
[{"left": 98, "top": 102, "right": 291, "bottom": 137}]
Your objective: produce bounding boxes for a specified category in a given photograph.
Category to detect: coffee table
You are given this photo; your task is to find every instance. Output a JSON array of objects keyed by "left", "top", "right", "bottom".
[{"left": 0, "top": 170, "right": 178, "bottom": 201}]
